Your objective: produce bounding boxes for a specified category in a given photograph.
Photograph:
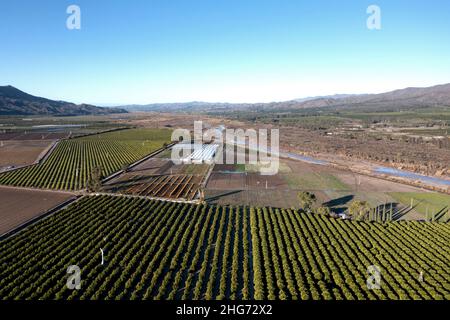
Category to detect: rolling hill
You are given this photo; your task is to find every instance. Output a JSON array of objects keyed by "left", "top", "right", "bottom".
[
  {"left": 120, "top": 83, "right": 450, "bottom": 113},
  {"left": 294, "top": 83, "right": 450, "bottom": 112},
  {"left": 0, "top": 86, "right": 127, "bottom": 116}
]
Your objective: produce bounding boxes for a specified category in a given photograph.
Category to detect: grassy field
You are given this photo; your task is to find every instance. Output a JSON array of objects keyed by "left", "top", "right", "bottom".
[
  {"left": 0, "top": 128, "right": 171, "bottom": 190},
  {"left": 282, "top": 172, "right": 350, "bottom": 191},
  {"left": 389, "top": 192, "right": 450, "bottom": 221},
  {"left": 1, "top": 195, "right": 449, "bottom": 300}
]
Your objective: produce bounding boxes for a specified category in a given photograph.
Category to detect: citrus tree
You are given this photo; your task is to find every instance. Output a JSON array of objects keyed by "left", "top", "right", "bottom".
[{"left": 297, "top": 192, "right": 317, "bottom": 212}]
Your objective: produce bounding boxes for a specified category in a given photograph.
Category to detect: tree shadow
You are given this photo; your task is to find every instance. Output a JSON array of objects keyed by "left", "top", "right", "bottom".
[
  {"left": 391, "top": 204, "right": 410, "bottom": 221},
  {"left": 205, "top": 190, "right": 243, "bottom": 202},
  {"left": 434, "top": 206, "right": 448, "bottom": 221},
  {"left": 323, "top": 195, "right": 354, "bottom": 208},
  {"left": 391, "top": 200, "right": 430, "bottom": 221},
  {"left": 373, "top": 202, "right": 401, "bottom": 221},
  {"left": 322, "top": 195, "right": 354, "bottom": 215}
]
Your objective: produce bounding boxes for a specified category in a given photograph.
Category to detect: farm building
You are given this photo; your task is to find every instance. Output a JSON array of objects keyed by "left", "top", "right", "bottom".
[{"left": 178, "top": 143, "right": 219, "bottom": 164}]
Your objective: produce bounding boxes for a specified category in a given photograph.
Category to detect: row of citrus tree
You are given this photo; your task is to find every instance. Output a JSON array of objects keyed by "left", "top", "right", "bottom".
[
  {"left": 1, "top": 195, "right": 449, "bottom": 300},
  {"left": 0, "top": 128, "right": 170, "bottom": 190}
]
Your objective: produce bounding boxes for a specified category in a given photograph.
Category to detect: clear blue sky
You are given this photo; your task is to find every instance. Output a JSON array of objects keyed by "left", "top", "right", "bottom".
[{"left": 1, "top": 0, "right": 450, "bottom": 104}]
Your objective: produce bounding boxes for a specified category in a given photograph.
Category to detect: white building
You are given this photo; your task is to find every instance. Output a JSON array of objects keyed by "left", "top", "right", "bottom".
[{"left": 176, "top": 143, "right": 220, "bottom": 164}]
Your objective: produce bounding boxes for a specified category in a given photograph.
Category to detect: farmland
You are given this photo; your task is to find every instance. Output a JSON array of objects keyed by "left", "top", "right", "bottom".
[
  {"left": 0, "top": 130, "right": 70, "bottom": 171},
  {"left": 205, "top": 157, "right": 434, "bottom": 218},
  {"left": 104, "top": 150, "right": 211, "bottom": 200},
  {"left": 0, "top": 186, "right": 75, "bottom": 236},
  {"left": 0, "top": 140, "right": 55, "bottom": 171},
  {"left": 0, "top": 195, "right": 449, "bottom": 300},
  {"left": 109, "top": 174, "right": 204, "bottom": 200},
  {"left": 0, "top": 115, "right": 136, "bottom": 172},
  {"left": 0, "top": 115, "right": 131, "bottom": 136},
  {"left": 0, "top": 129, "right": 171, "bottom": 190},
  {"left": 3, "top": 0, "right": 450, "bottom": 308}
]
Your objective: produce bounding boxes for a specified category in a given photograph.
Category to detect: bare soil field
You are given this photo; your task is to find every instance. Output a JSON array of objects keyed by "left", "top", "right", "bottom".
[
  {"left": 204, "top": 189, "right": 300, "bottom": 208},
  {"left": 0, "top": 132, "right": 68, "bottom": 141},
  {"left": 0, "top": 132, "right": 23, "bottom": 140},
  {"left": 207, "top": 172, "right": 246, "bottom": 189},
  {"left": 208, "top": 172, "right": 287, "bottom": 190},
  {"left": 0, "top": 140, "right": 54, "bottom": 170},
  {"left": 0, "top": 129, "right": 68, "bottom": 171},
  {"left": 132, "top": 158, "right": 176, "bottom": 175},
  {"left": 0, "top": 186, "right": 75, "bottom": 235}
]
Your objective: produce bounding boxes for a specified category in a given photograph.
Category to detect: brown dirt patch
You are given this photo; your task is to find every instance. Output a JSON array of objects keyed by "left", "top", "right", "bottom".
[
  {"left": 0, "top": 140, "right": 54, "bottom": 169},
  {"left": 0, "top": 187, "right": 75, "bottom": 235}
]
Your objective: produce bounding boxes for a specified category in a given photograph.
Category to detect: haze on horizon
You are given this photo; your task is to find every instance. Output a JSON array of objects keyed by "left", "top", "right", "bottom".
[{"left": 1, "top": 0, "right": 450, "bottom": 105}]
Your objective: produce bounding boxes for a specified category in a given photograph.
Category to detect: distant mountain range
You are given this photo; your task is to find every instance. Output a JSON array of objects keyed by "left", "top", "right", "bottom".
[
  {"left": 3, "top": 83, "right": 449, "bottom": 116},
  {"left": 0, "top": 86, "right": 127, "bottom": 116},
  {"left": 121, "top": 83, "right": 450, "bottom": 113},
  {"left": 291, "top": 83, "right": 450, "bottom": 112}
]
